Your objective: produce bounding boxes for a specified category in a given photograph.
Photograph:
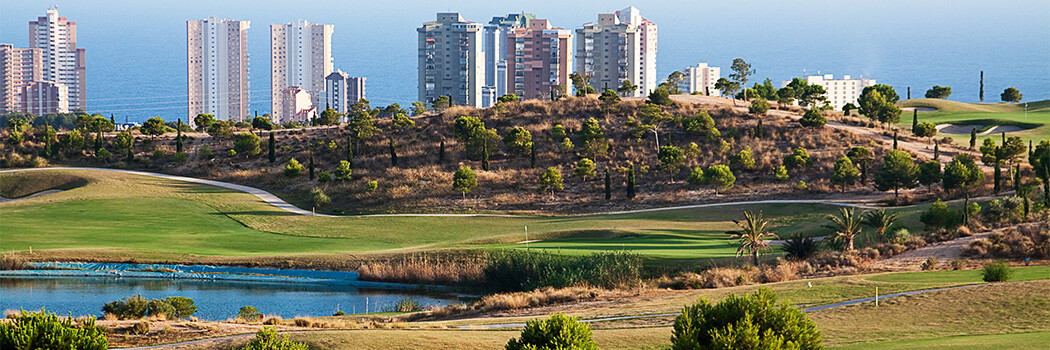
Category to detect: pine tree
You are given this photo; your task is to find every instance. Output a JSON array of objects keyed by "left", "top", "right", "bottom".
[
  {"left": 604, "top": 170, "right": 612, "bottom": 200},
  {"left": 626, "top": 165, "right": 636, "bottom": 199},
  {"left": 970, "top": 128, "right": 977, "bottom": 149},
  {"left": 439, "top": 140, "right": 446, "bottom": 164},
  {"left": 176, "top": 119, "right": 183, "bottom": 153},
  {"left": 268, "top": 132, "right": 276, "bottom": 163},
  {"left": 979, "top": 71, "right": 984, "bottom": 102},
  {"left": 530, "top": 142, "right": 537, "bottom": 169},
  {"left": 934, "top": 143, "right": 940, "bottom": 160},
  {"left": 389, "top": 138, "right": 398, "bottom": 166},
  {"left": 309, "top": 153, "right": 315, "bottom": 180},
  {"left": 893, "top": 131, "right": 898, "bottom": 149},
  {"left": 482, "top": 143, "right": 490, "bottom": 171}
]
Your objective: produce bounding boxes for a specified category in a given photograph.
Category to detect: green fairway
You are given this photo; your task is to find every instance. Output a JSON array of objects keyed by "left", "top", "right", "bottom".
[
  {"left": 0, "top": 169, "right": 928, "bottom": 259},
  {"left": 866, "top": 266, "right": 1050, "bottom": 284},
  {"left": 832, "top": 331, "right": 1050, "bottom": 349},
  {"left": 898, "top": 98, "right": 1050, "bottom": 143}
]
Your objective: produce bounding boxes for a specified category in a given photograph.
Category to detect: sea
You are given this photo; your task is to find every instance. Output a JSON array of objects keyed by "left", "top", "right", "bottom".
[{"left": 2, "top": 0, "right": 1047, "bottom": 123}]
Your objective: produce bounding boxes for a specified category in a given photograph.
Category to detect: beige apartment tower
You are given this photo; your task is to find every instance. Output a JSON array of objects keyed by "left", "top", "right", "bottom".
[
  {"left": 187, "top": 17, "right": 251, "bottom": 122},
  {"left": 418, "top": 13, "right": 484, "bottom": 107},
  {"left": 0, "top": 44, "right": 44, "bottom": 114},
  {"left": 575, "top": 6, "right": 657, "bottom": 97},
  {"left": 29, "top": 8, "right": 86, "bottom": 111},
  {"left": 270, "top": 20, "right": 333, "bottom": 123}
]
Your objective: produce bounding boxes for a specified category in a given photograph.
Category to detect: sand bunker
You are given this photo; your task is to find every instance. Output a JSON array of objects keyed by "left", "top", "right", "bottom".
[
  {"left": 902, "top": 107, "right": 937, "bottom": 112},
  {"left": 937, "top": 124, "right": 1026, "bottom": 135}
]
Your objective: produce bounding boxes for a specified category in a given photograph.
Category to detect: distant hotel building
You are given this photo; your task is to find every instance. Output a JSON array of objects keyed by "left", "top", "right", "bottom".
[
  {"left": 21, "top": 81, "right": 68, "bottom": 115},
  {"left": 483, "top": 13, "right": 534, "bottom": 106},
  {"left": 324, "top": 70, "right": 365, "bottom": 117},
  {"left": 505, "top": 19, "right": 572, "bottom": 100},
  {"left": 0, "top": 44, "right": 44, "bottom": 114},
  {"left": 279, "top": 86, "right": 314, "bottom": 123},
  {"left": 575, "top": 6, "right": 657, "bottom": 97},
  {"left": 270, "top": 20, "right": 333, "bottom": 123},
  {"left": 418, "top": 13, "right": 485, "bottom": 107},
  {"left": 186, "top": 17, "right": 251, "bottom": 122},
  {"left": 30, "top": 8, "right": 86, "bottom": 111},
  {"left": 680, "top": 63, "right": 719, "bottom": 95},
  {"left": 784, "top": 74, "right": 876, "bottom": 110}
]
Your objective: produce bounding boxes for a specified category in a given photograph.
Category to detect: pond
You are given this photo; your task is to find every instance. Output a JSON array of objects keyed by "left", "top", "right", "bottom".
[{"left": 1, "top": 264, "right": 461, "bottom": 321}]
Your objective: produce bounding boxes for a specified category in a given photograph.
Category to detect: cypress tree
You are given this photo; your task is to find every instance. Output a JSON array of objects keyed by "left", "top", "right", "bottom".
[
  {"left": 389, "top": 138, "right": 398, "bottom": 166},
  {"left": 126, "top": 139, "right": 134, "bottom": 162},
  {"left": 755, "top": 119, "right": 763, "bottom": 139},
  {"left": 44, "top": 130, "right": 52, "bottom": 159},
  {"left": 604, "top": 170, "right": 612, "bottom": 200},
  {"left": 439, "top": 140, "right": 446, "bottom": 164},
  {"left": 268, "top": 132, "right": 276, "bottom": 163},
  {"left": 309, "top": 153, "right": 315, "bottom": 180},
  {"left": 176, "top": 119, "right": 184, "bottom": 153},
  {"left": 993, "top": 157, "right": 1001, "bottom": 195},
  {"left": 979, "top": 71, "right": 984, "bottom": 102},
  {"left": 481, "top": 143, "right": 490, "bottom": 171},
  {"left": 907, "top": 87, "right": 910, "bottom": 100},
  {"left": 892, "top": 131, "right": 898, "bottom": 149},
  {"left": 529, "top": 142, "right": 536, "bottom": 169},
  {"left": 626, "top": 165, "right": 636, "bottom": 199},
  {"left": 346, "top": 135, "right": 354, "bottom": 168},
  {"left": 911, "top": 109, "right": 918, "bottom": 130},
  {"left": 969, "top": 128, "right": 977, "bottom": 149},
  {"left": 1014, "top": 164, "right": 1021, "bottom": 194},
  {"left": 1029, "top": 140, "right": 1034, "bottom": 160},
  {"left": 933, "top": 143, "right": 939, "bottom": 160}
]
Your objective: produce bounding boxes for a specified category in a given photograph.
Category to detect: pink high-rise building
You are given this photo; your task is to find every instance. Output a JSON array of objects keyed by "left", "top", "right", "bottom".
[
  {"left": 280, "top": 86, "right": 315, "bottom": 124},
  {"left": 0, "top": 44, "right": 44, "bottom": 114},
  {"left": 21, "top": 81, "right": 69, "bottom": 115},
  {"left": 505, "top": 19, "right": 573, "bottom": 100},
  {"left": 29, "top": 8, "right": 86, "bottom": 111}
]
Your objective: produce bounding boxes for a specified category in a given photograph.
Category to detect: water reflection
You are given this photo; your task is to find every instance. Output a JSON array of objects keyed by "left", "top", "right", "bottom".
[{"left": 1, "top": 277, "right": 457, "bottom": 320}]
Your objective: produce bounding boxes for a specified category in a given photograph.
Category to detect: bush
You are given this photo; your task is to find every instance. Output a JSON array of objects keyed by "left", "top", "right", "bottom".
[
  {"left": 392, "top": 298, "right": 421, "bottom": 312},
  {"left": 102, "top": 294, "right": 150, "bottom": 319},
  {"left": 172, "top": 151, "right": 188, "bottom": 163},
  {"left": 799, "top": 109, "right": 827, "bottom": 128},
  {"left": 981, "top": 261, "right": 1012, "bottom": 282},
  {"left": 335, "top": 160, "right": 351, "bottom": 180},
  {"left": 238, "top": 327, "right": 308, "bottom": 350},
  {"left": 239, "top": 306, "right": 261, "bottom": 322},
  {"left": 227, "top": 149, "right": 237, "bottom": 157},
  {"left": 284, "top": 158, "right": 304, "bottom": 177},
  {"left": 965, "top": 222, "right": 1050, "bottom": 259},
  {"left": 131, "top": 321, "right": 150, "bottom": 335},
  {"left": 749, "top": 98, "right": 770, "bottom": 115},
  {"left": 234, "top": 133, "right": 261, "bottom": 156},
  {"left": 148, "top": 298, "right": 176, "bottom": 319},
  {"left": 0, "top": 309, "right": 108, "bottom": 350},
  {"left": 102, "top": 295, "right": 195, "bottom": 320},
  {"left": 671, "top": 288, "right": 822, "bottom": 350},
  {"left": 921, "top": 257, "right": 939, "bottom": 271},
  {"left": 198, "top": 145, "right": 214, "bottom": 159},
  {"left": 310, "top": 188, "right": 330, "bottom": 207},
  {"left": 166, "top": 296, "right": 197, "bottom": 319},
  {"left": 506, "top": 313, "right": 597, "bottom": 350},
  {"left": 317, "top": 171, "right": 331, "bottom": 182},
  {"left": 483, "top": 251, "right": 641, "bottom": 292},
  {"left": 96, "top": 148, "right": 112, "bottom": 160},
  {"left": 366, "top": 180, "right": 379, "bottom": 192},
  {"left": 782, "top": 233, "right": 818, "bottom": 260},
  {"left": 153, "top": 150, "right": 166, "bottom": 159},
  {"left": 920, "top": 199, "right": 964, "bottom": 231}
]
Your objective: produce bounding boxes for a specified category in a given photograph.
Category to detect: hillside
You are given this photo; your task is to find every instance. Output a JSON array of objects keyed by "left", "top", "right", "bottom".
[{"left": 1, "top": 95, "right": 968, "bottom": 214}]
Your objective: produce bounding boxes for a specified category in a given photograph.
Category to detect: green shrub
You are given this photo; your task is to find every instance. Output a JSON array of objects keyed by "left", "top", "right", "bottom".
[
  {"left": 153, "top": 150, "right": 166, "bottom": 159},
  {"left": 0, "top": 309, "right": 108, "bottom": 350},
  {"left": 921, "top": 257, "right": 939, "bottom": 271},
  {"left": 238, "top": 327, "right": 308, "bottom": 350},
  {"left": 483, "top": 251, "right": 641, "bottom": 292},
  {"left": 920, "top": 199, "right": 965, "bottom": 230},
  {"left": 234, "top": 132, "right": 261, "bottom": 156},
  {"left": 148, "top": 298, "right": 176, "bottom": 319},
  {"left": 311, "top": 188, "right": 330, "bottom": 207},
  {"left": 102, "top": 294, "right": 149, "bottom": 319},
  {"left": 239, "top": 306, "right": 261, "bottom": 322},
  {"left": 782, "top": 233, "right": 818, "bottom": 260},
  {"left": 96, "top": 148, "right": 112, "bottom": 160},
  {"left": 227, "top": 149, "right": 237, "bottom": 157},
  {"left": 284, "top": 158, "right": 303, "bottom": 177},
  {"left": 335, "top": 160, "right": 352, "bottom": 180},
  {"left": 131, "top": 321, "right": 150, "bottom": 335},
  {"left": 198, "top": 145, "right": 214, "bottom": 159},
  {"left": 166, "top": 296, "right": 197, "bottom": 319},
  {"left": 172, "top": 151, "right": 188, "bottom": 163},
  {"left": 317, "top": 171, "right": 331, "bottom": 183},
  {"left": 982, "top": 261, "right": 1012, "bottom": 282},
  {"left": 392, "top": 298, "right": 421, "bottom": 312},
  {"left": 671, "top": 288, "right": 822, "bottom": 350},
  {"left": 506, "top": 313, "right": 597, "bottom": 350},
  {"left": 366, "top": 180, "right": 379, "bottom": 192}
]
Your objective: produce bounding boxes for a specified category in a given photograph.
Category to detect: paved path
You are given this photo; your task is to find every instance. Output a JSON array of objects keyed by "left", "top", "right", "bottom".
[{"left": 1, "top": 167, "right": 883, "bottom": 218}]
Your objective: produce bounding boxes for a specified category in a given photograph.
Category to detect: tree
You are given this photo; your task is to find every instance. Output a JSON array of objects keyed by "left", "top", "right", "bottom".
[
  {"left": 346, "top": 109, "right": 378, "bottom": 152},
  {"left": 863, "top": 209, "right": 899, "bottom": 242},
  {"left": 776, "top": 86, "right": 795, "bottom": 105},
  {"left": 284, "top": 158, "right": 304, "bottom": 177},
  {"left": 498, "top": 94, "right": 519, "bottom": 103},
  {"left": 530, "top": 142, "right": 537, "bottom": 169},
  {"left": 842, "top": 102, "right": 856, "bottom": 115},
  {"left": 1031, "top": 140, "right": 1050, "bottom": 206},
  {"left": 411, "top": 101, "right": 428, "bottom": 116},
  {"left": 748, "top": 97, "right": 770, "bottom": 115},
  {"left": 825, "top": 208, "right": 863, "bottom": 251},
  {"left": 174, "top": 119, "right": 184, "bottom": 153},
  {"left": 729, "top": 58, "right": 755, "bottom": 100},
  {"left": 729, "top": 146, "right": 755, "bottom": 171},
  {"left": 60, "top": 129, "right": 85, "bottom": 153},
  {"left": 705, "top": 165, "right": 736, "bottom": 193},
  {"left": 0, "top": 309, "right": 109, "bottom": 350},
  {"left": 574, "top": 158, "right": 596, "bottom": 180},
  {"left": 141, "top": 117, "right": 166, "bottom": 140},
  {"left": 452, "top": 166, "right": 478, "bottom": 198},
  {"left": 578, "top": 118, "right": 610, "bottom": 158},
  {"left": 858, "top": 85, "right": 902, "bottom": 124},
  {"left": 728, "top": 211, "right": 775, "bottom": 265},
  {"left": 979, "top": 71, "right": 984, "bottom": 102},
  {"left": 114, "top": 130, "right": 133, "bottom": 154},
  {"left": 482, "top": 143, "right": 490, "bottom": 171},
  {"left": 918, "top": 160, "right": 943, "bottom": 191},
  {"left": 539, "top": 167, "right": 564, "bottom": 195},
  {"left": 604, "top": 170, "right": 612, "bottom": 200},
  {"left": 658, "top": 146, "right": 685, "bottom": 175},
  {"left": 268, "top": 132, "right": 276, "bottom": 163},
  {"left": 252, "top": 116, "right": 274, "bottom": 130},
  {"left": 647, "top": 87, "right": 674, "bottom": 106},
  {"left": 234, "top": 132, "right": 261, "bottom": 156},
  {"left": 503, "top": 126, "right": 533, "bottom": 158},
  {"left": 783, "top": 147, "right": 812, "bottom": 171},
  {"left": 1000, "top": 87, "right": 1022, "bottom": 102},
  {"left": 194, "top": 113, "right": 215, "bottom": 131},
  {"left": 714, "top": 77, "right": 740, "bottom": 99},
  {"left": 925, "top": 85, "right": 952, "bottom": 99},
  {"left": 431, "top": 95, "right": 450, "bottom": 112},
  {"left": 617, "top": 79, "right": 637, "bottom": 97},
  {"left": 943, "top": 153, "right": 985, "bottom": 199},
  {"left": 207, "top": 120, "right": 233, "bottom": 138},
  {"left": 830, "top": 156, "right": 860, "bottom": 191},
  {"left": 798, "top": 84, "right": 828, "bottom": 108},
  {"left": 670, "top": 288, "right": 822, "bottom": 350},
  {"left": 506, "top": 313, "right": 598, "bottom": 350},
  {"left": 683, "top": 110, "right": 720, "bottom": 142},
  {"left": 873, "top": 149, "right": 918, "bottom": 198},
  {"left": 335, "top": 160, "right": 352, "bottom": 180},
  {"left": 626, "top": 165, "right": 636, "bottom": 199},
  {"left": 391, "top": 113, "right": 415, "bottom": 130},
  {"left": 389, "top": 138, "right": 398, "bottom": 166},
  {"left": 599, "top": 89, "right": 621, "bottom": 105},
  {"left": 798, "top": 108, "right": 827, "bottom": 128},
  {"left": 438, "top": 140, "right": 445, "bottom": 163},
  {"left": 660, "top": 71, "right": 686, "bottom": 94},
  {"left": 316, "top": 108, "right": 340, "bottom": 125},
  {"left": 913, "top": 121, "right": 937, "bottom": 139},
  {"left": 847, "top": 146, "right": 874, "bottom": 184},
  {"left": 570, "top": 72, "right": 595, "bottom": 96}
]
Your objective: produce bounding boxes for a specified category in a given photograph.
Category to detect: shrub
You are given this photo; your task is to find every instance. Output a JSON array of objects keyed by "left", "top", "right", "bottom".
[
  {"left": 0, "top": 309, "right": 108, "bottom": 350},
  {"left": 317, "top": 171, "right": 331, "bottom": 182},
  {"left": 981, "top": 261, "right": 1012, "bottom": 282},
  {"left": 506, "top": 313, "right": 597, "bottom": 350},
  {"left": 227, "top": 149, "right": 237, "bottom": 157},
  {"left": 172, "top": 152, "right": 188, "bottom": 163},
  {"left": 311, "top": 188, "right": 330, "bottom": 207},
  {"left": 392, "top": 298, "right": 421, "bottom": 312},
  {"left": 153, "top": 150, "right": 166, "bottom": 159},
  {"left": 238, "top": 327, "right": 308, "bottom": 350},
  {"left": 749, "top": 97, "right": 770, "bottom": 115},
  {"left": 671, "top": 288, "right": 822, "bottom": 350},
  {"left": 198, "top": 145, "right": 214, "bottom": 159},
  {"left": 131, "top": 321, "right": 150, "bottom": 335},
  {"left": 234, "top": 132, "right": 261, "bottom": 156},
  {"left": 483, "top": 251, "right": 641, "bottom": 292},
  {"left": 921, "top": 257, "right": 939, "bottom": 271},
  {"left": 166, "top": 296, "right": 197, "bottom": 319},
  {"left": 949, "top": 259, "right": 968, "bottom": 270},
  {"left": 920, "top": 199, "right": 964, "bottom": 231},
  {"left": 799, "top": 109, "right": 827, "bottom": 127},
  {"left": 96, "top": 148, "right": 112, "bottom": 160},
  {"left": 102, "top": 294, "right": 150, "bottom": 319},
  {"left": 782, "top": 233, "right": 818, "bottom": 260},
  {"left": 239, "top": 306, "right": 261, "bottom": 322},
  {"left": 284, "top": 158, "right": 304, "bottom": 177},
  {"left": 335, "top": 160, "right": 352, "bottom": 180},
  {"left": 148, "top": 298, "right": 176, "bottom": 319},
  {"left": 366, "top": 180, "right": 379, "bottom": 192}
]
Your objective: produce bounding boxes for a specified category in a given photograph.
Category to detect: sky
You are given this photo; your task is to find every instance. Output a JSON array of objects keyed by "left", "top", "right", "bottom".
[{"left": 2, "top": 0, "right": 1048, "bottom": 121}]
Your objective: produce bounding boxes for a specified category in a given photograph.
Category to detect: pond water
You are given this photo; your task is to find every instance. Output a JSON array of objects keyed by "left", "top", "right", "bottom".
[{"left": 1, "top": 276, "right": 459, "bottom": 321}]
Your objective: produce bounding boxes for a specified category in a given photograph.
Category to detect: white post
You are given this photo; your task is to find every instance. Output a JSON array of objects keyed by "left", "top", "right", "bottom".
[
  {"left": 365, "top": 297, "right": 369, "bottom": 314},
  {"left": 875, "top": 287, "right": 879, "bottom": 307},
  {"left": 525, "top": 226, "right": 529, "bottom": 250}
]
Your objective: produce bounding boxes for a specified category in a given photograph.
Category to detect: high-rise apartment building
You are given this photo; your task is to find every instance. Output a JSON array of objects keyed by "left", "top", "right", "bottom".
[
  {"left": 680, "top": 63, "right": 719, "bottom": 95},
  {"left": 418, "top": 13, "right": 485, "bottom": 107},
  {"left": 21, "top": 81, "right": 68, "bottom": 115},
  {"left": 575, "top": 6, "right": 656, "bottom": 97},
  {"left": 279, "top": 86, "right": 314, "bottom": 123},
  {"left": 186, "top": 17, "right": 251, "bottom": 122},
  {"left": 29, "top": 8, "right": 86, "bottom": 111},
  {"left": 785, "top": 74, "right": 876, "bottom": 110},
  {"left": 505, "top": 19, "right": 572, "bottom": 100},
  {"left": 0, "top": 44, "right": 44, "bottom": 114},
  {"left": 483, "top": 13, "right": 534, "bottom": 106},
  {"left": 323, "top": 70, "right": 366, "bottom": 117},
  {"left": 270, "top": 20, "right": 333, "bottom": 122}
]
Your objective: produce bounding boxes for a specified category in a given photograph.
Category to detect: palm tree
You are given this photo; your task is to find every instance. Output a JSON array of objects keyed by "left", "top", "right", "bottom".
[
  {"left": 730, "top": 211, "right": 777, "bottom": 266},
  {"left": 862, "top": 209, "right": 898, "bottom": 242},
  {"left": 825, "top": 208, "right": 863, "bottom": 251}
]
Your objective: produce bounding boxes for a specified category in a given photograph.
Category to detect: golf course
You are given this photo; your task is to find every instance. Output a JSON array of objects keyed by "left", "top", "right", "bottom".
[{"left": 900, "top": 98, "right": 1050, "bottom": 143}]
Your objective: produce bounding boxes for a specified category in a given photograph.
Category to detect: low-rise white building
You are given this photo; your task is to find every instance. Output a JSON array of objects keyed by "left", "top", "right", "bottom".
[
  {"left": 679, "top": 63, "right": 719, "bottom": 95},
  {"left": 784, "top": 74, "right": 875, "bottom": 110}
]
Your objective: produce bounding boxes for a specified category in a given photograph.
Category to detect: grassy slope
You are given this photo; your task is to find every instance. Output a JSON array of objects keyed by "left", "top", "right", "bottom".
[
  {"left": 833, "top": 331, "right": 1050, "bottom": 349},
  {"left": 0, "top": 168, "right": 937, "bottom": 259},
  {"left": 898, "top": 98, "right": 1050, "bottom": 143},
  {"left": 291, "top": 328, "right": 670, "bottom": 350}
]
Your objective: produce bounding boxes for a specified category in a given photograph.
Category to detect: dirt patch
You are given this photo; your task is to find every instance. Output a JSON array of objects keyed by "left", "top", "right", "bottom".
[{"left": 877, "top": 231, "right": 993, "bottom": 270}]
